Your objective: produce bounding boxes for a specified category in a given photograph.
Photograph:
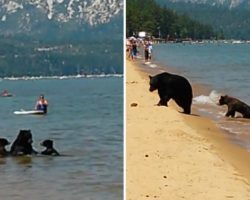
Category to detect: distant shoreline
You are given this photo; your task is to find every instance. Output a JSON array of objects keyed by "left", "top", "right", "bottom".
[
  {"left": 0, "top": 74, "right": 123, "bottom": 81},
  {"left": 149, "top": 38, "right": 250, "bottom": 44}
]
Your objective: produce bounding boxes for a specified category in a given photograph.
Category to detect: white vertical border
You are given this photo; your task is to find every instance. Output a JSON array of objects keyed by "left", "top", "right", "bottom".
[{"left": 123, "top": 0, "right": 126, "bottom": 199}]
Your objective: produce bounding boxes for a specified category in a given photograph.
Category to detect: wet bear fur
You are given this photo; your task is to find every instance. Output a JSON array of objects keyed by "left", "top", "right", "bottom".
[
  {"left": 149, "top": 72, "right": 193, "bottom": 114},
  {"left": 0, "top": 138, "right": 10, "bottom": 156},
  {"left": 219, "top": 95, "right": 250, "bottom": 118},
  {"left": 40, "top": 139, "right": 60, "bottom": 156},
  {"left": 10, "top": 130, "right": 37, "bottom": 156}
]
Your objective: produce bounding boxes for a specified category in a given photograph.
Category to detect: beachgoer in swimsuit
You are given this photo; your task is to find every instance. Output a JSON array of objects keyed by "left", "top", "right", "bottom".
[{"left": 35, "top": 95, "right": 48, "bottom": 113}]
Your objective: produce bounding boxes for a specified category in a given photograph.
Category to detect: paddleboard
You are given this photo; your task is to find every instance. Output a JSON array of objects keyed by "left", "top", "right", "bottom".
[
  {"left": 14, "top": 110, "right": 45, "bottom": 115},
  {"left": 1, "top": 94, "right": 13, "bottom": 97}
]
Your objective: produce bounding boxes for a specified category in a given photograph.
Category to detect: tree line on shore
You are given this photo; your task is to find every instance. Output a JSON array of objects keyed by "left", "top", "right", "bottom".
[
  {"left": 127, "top": 0, "right": 224, "bottom": 40},
  {"left": 0, "top": 37, "right": 123, "bottom": 77},
  {"left": 156, "top": 0, "right": 250, "bottom": 40}
]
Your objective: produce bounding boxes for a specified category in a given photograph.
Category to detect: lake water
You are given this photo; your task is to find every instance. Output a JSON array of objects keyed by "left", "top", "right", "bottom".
[
  {"left": 0, "top": 76, "right": 123, "bottom": 200},
  {"left": 139, "top": 42, "right": 250, "bottom": 150}
]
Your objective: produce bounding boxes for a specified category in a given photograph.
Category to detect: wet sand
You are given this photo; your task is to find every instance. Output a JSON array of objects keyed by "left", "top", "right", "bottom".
[{"left": 126, "top": 59, "right": 250, "bottom": 200}]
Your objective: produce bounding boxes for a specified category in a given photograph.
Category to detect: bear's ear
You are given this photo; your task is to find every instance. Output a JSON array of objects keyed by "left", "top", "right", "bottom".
[{"left": 149, "top": 75, "right": 152, "bottom": 79}]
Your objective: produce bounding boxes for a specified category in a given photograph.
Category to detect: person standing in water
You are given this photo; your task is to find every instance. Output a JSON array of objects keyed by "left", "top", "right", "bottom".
[{"left": 35, "top": 94, "right": 48, "bottom": 114}]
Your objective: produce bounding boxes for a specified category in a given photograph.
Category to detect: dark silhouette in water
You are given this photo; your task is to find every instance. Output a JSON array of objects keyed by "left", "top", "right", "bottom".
[
  {"left": 10, "top": 130, "right": 38, "bottom": 156},
  {"left": 40, "top": 139, "right": 60, "bottom": 156},
  {"left": 0, "top": 138, "right": 10, "bottom": 156}
]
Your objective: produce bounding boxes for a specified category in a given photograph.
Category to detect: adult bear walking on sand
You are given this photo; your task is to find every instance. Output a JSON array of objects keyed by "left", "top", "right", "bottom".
[{"left": 149, "top": 72, "right": 193, "bottom": 114}]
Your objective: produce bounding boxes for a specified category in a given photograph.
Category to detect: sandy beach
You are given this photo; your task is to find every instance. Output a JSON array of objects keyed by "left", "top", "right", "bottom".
[{"left": 126, "top": 59, "right": 250, "bottom": 200}]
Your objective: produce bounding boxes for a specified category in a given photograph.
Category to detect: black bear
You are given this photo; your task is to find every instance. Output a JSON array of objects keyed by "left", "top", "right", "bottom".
[
  {"left": 149, "top": 72, "right": 193, "bottom": 114},
  {"left": 0, "top": 138, "right": 10, "bottom": 156},
  {"left": 218, "top": 95, "right": 250, "bottom": 118},
  {"left": 40, "top": 139, "right": 60, "bottom": 156},
  {"left": 10, "top": 130, "right": 38, "bottom": 156}
]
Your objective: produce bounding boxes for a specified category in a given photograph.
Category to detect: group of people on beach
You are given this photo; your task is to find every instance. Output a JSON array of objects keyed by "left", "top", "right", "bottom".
[{"left": 126, "top": 37, "right": 153, "bottom": 62}]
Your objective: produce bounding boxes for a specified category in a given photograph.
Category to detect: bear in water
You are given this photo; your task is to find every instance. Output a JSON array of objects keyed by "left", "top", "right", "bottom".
[
  {"left": 40, "top": 139, "right": 60, "bottom": 156},
  {"left": 0, "top": 138, "right": 10, "bottom": 156},
  {"left": 149, "top": 72, "right": 193, "bottom": 114},
  {"left": 219, "top": 95, "right": 250, "bottom": 118},
  {"left": 10, "top": 130, "right": 37, "bottom": 156}
]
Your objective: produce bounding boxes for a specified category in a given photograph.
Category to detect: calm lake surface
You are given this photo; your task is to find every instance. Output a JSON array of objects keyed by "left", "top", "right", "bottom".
[
  {"left": 141, "top": 42, "right": 250, "bottom": 150},
  {"left": 0, "top": 76, "right": 123, "bottom": 200}
]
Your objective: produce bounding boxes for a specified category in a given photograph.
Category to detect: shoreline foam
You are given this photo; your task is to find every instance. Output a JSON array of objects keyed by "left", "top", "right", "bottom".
[
  {"left": 0, "top": 74, "right": 123, "bottom": 81},
  {"left": 126, "top": 59, "right": 250, "bottom": 199}
]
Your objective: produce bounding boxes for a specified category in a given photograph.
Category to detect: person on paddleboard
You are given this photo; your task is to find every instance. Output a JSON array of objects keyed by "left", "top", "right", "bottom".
[
  {"left": 1, "top": 90, "right": 13, "bottom": 97},
  {"left": 35, "top": 94, "right": 48, "bottom": 114}
]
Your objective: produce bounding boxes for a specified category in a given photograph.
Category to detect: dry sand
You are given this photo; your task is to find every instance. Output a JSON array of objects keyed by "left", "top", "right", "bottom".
[{"left": 126, "top": 59, "right": 250, "bottom": 200}]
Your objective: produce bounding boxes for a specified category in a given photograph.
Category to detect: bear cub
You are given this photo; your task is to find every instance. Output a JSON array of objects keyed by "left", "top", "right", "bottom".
[
  {"left": 149, "top": 72, "right": 193, "bottom": 114},
  {"left": 219, "top": 95, "right": 250, "bottom": 118},
  {"left": 0, "top": 138, "right": 10, "bottom": 156},
  {"left": 40, "top": 139, "right": 60, "bottom": 156}
]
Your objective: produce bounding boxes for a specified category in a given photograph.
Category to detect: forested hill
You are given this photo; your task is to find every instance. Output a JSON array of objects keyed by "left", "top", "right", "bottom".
[
  {"left": 156, "top": 0, "right": 250, "bottom": 40},
  {"left": 127, "top": 0, "right": 223, "bottom": 40},
  {"left": 0, "top": 36, "right": 123, "bottom": 77}
]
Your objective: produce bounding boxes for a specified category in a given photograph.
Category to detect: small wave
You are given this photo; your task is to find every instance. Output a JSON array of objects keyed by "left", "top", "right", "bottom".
[
  {"left": 3, "top": 74, "right": 123, "bottom": 81},
  {"left": 219, "top": 125, "right": 243, "bottom": 136},
  {"left": 218, "top": 111, "right": 226, "bottom": 117},
  {"left": 149, "top": 64, "right": 157, "bottom": 68},
  {"left": 193, "top": 90, "right": 222, "bottom": 105}
]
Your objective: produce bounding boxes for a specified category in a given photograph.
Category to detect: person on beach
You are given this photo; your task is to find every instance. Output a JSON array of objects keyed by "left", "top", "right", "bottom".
[
  {"left": 126, "top": 39, "right": 132, "bottom": 59},
  {"left": 35, "top": 94, "right": 48, "bottom": 114},
  {"left": 144, "top": 40, "right": 149, "bottom": 62},
  {"left": 127, "top": 38, "right": 138, "bottom": 60},
  {"left": 148, "top": 41, "right": 153, "bottom": 61},
  {"left": 131, "top": 40, "right": 138, "bottom": 60}
]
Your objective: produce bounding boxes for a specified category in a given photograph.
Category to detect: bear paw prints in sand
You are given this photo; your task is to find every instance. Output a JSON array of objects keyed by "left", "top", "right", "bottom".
[
  {"left": 130, "top": 103, "right": 138, "bottom": 107},
  {"left": 145, "top": 194, "right": 160, "bottom": 198},
  {"left": 127, "top": 81, "right": 138, "bottom": 84}
]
